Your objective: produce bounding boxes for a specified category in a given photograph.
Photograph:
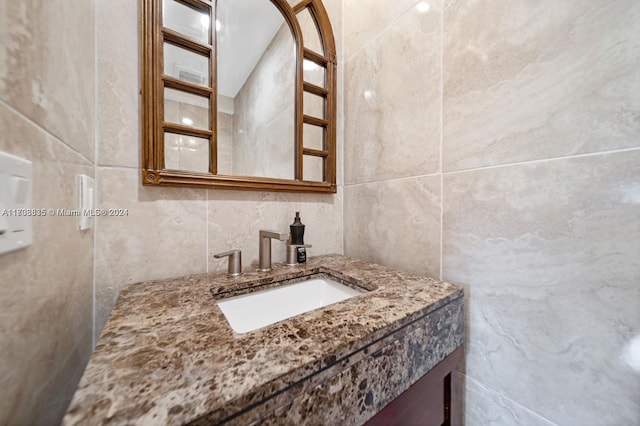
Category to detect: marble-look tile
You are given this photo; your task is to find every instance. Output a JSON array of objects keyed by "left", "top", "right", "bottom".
[
  {"left": 0, "top": 0, "right": 95, "bottom": 161},
  {"left": 344, "top": 0, "right": 420, "bottom": 60},
  {"left": 443, "top": 151, "right": 640, "bottom": 425},
  {"left": 463, "top": 374, "right": 556, "bottom": 426},
  {"left": 94, "top": 167, "right": 208, "bottom": 338},
  {"left": 0, "top": 104, "right": 94, "bottom": 425},
  {"left": 344, "top": 4, "right": 441, "bottom": 184},
  {"left": 327, "top": 0, "right": 344, "bottom": 188},
  {"left": 208, "top": 189, "right": 343, "bottom": 273},
  {"left": 217, "top": 112, "right": 234, "bottom": 175},
  {"left": 232, "top": 22, "right": 296, "bottom": 179},
  {"left": 97, "top": 0, "right": 139, "bottom": 168},
  {"left": 344, "top": 175, "right": 440, "bottom": 279},
  {"left": 443, "top": 0, "right": 640, "bottom": 171},
  {"left": 236, "top": 105, "right": 295, "bottom": 180},
  {"left": 36, "top": 328, "right": 94, "bottom": 426}
]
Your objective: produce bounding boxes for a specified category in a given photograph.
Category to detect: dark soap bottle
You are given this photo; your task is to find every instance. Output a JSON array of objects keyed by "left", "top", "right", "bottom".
[{"left": 290, "top": 212, "right": 307, "bottom": 263}]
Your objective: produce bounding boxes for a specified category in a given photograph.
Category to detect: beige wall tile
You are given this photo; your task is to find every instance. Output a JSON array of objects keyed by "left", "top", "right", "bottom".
[
  {"left": 320, "top": 0, "right": 342, "bottom": 62},
  {"left": 36, "top": 327, "right": 93, "bottom": 425},
  {"left": 442, "top": 151, "right": 640, "bottom": 424},
  {"left": 443, "top": 0, "right": 640, "bottom": 171},
  {"left": 463, "top": 375, "right": 555, "bottom": 426},
  {"left": 344, "top": 176, "right": 440, "bottom": 279},
  {"left": 0, "top": 104, "right": 94, "bottom": 425},
  {"left": 97, "top": 0, "right": 140, "bottom": 168},
  {"left": 344, "top": 0, "right": 421, "bottom": 60},
  {"left": 208, "top": 188, "right": 343, "bottom": 272},
  {"left": 0, "top": 0, "right": 95, "bottom": 161},
  {"left": 94, "top": 167, "right": 208, "bottom": 336},
  {"left": 345, "top": 4, "right": 441, "bottom": 184},
  {"left": 217, "top": 112, "right": 233, "bottom": 175}
]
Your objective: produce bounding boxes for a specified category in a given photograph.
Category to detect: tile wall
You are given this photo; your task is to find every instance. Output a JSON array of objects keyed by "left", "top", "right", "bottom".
[
  {"left": 0, "top": 0, "right": 343, "bottom": 423},
  {"left": 0, "top": 0, "right": 96, "bottom": 424},
  {"left": 343, "top": 0, "right": 640, "bottom": 424},
  {"left": 232, "top": 23, "right": 296, "bottom": 179}
]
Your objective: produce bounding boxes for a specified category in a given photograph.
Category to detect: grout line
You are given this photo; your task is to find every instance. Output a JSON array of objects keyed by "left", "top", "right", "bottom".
[
  {"left": 342, "top": 146, "right": 640, "bottom": 188},
  {"left": 344, "top": 172, "right": 441, "bottom": 187},
  {"left": 443, "top": 146, "right": 640, "bottom": 175},
  {"left": 439, "top": 0, "right": 444, "bottom": 282},
  {"left": 343, "top": 146, "right": 640, "bottom": 190},
  {"left": 344, "top": 1, "right": 421, "bottom": 64},
  {"left": 97, "top": 165, "right": 139, "bottom": 171},
  {"left": 0, "top": 99, "right": 94, "bottom": 166},
  {"left": 463, "top": 374, "right": 559, "bottom": 426},
  {"left": 340, "top": 0, "right": 346, "bottom": 256},
  {"left": 205, "top": 190, "right": 209, "bottom": 273},
  {"left": 92, "top": 0, "right": 99, "bottom": 349}
]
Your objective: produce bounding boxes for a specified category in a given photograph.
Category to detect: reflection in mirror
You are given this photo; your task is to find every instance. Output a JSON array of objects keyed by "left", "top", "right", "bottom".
[
  {"left": 163, "top": 42, "right": 210, "bottom": 86},
  {"left": 143, "top": 0, "right": 337, "bottom": 192},
  {"left": 303, "top": 155, "right": 324, "bottom": 182},
  {"left": 217, "top": 0, "right": 296, "bottom": 180},
  {"left": 164, "top": 133, "right": 210, "bottom": 173},
  {"left": 303, "top": 59, "right": 325, "bottom": 87},
  {"left": 163, "top": 0, "right": 210, "bottom": 44},
  {"left": 164, "top": 88, "right": 210, "bottom": 129},
  {"left": 303, "top": 92, "right": 325, "bottom": 119},
  {"left": 303, "top": 123, "right": 324, "bottom": 151},
  {"left": 297, "top": 7, "right": 323, "bottom": 55}
]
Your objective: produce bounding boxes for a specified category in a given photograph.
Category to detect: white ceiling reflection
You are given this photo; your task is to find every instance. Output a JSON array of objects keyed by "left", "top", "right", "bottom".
[
  {"left": 217, "top": 0, "right": 286, "bottom": 98},
  {"left": 163, "top": 0, "right": 286, "bottom": 99}
]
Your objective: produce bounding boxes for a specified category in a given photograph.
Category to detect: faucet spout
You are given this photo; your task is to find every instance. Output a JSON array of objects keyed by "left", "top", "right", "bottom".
[{"left": 258, "top": 230, "right": 289, "bottom": 272}]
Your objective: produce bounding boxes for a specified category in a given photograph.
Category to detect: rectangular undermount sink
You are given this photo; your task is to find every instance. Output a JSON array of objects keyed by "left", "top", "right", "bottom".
[{"left": 216, "top": 276, "right": 364, "bottom": 333}]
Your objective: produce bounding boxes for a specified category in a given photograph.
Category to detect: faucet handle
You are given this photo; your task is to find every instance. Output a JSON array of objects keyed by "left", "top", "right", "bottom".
[
  {"left": 285, "top": 244, "right": 312, "bottom": 266},
  {"left": 213, "top": 249, "right": 242, "bottom": 277}
]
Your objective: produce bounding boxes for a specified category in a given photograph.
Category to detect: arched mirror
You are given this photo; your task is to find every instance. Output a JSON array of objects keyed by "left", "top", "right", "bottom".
[{"left": 142, "top": 0, "right": 337, "bottom": 193}]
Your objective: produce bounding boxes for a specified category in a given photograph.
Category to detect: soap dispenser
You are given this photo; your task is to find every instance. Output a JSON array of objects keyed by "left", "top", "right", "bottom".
[
  {"left": 290, "top": 212, "right": 304, "bottom": 243},
  {"left": 290, "top": 212, "right": 306, "bottom": 263},
  {"left": 286, "top": 212, "right": 311, "bottom": 265}
]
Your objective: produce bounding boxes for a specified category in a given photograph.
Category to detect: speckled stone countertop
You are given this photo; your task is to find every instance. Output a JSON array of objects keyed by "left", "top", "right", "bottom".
[{"left": 63, "top": 254, "right": 463, "bottom": 425}]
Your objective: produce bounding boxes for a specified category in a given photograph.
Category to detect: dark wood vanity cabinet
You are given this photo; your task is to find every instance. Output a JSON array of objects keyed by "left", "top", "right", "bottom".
[{"left": 366, "top": 346, "right": 464, "bottom": 426}]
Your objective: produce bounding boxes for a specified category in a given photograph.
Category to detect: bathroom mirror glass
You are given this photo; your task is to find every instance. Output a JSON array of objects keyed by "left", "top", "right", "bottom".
[
  {"left": 217, "top": 0, "right": 296, "bottom": 180},
  {"left": 142, "top": 0, "right": 337, "bottom": 193}
]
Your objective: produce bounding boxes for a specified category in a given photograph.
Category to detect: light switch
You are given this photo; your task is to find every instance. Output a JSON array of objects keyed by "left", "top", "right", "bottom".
[
  {"left": 0, "top": 151, "right": 33, "bottom": 255},
  {"left": 11, "top": 176, "right": 30, "bottom": 204},
  {"left": 10, "top": 177, "right": 30, "bottom": 231},
  {"left": 77, "top": 174, "right": 94, "bottom": 231}
]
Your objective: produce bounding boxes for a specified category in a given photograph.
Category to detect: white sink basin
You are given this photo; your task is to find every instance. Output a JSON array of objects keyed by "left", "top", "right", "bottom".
[{"left": 216, "top": 276, "right": 363, "bottom": 333}]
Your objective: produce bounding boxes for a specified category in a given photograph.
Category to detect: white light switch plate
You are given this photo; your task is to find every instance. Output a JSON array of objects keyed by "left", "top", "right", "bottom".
[
  {"left": 77, "top": 174, "right": 94, "bottom": 231},
  {"left": 0, "top": 151, "right": 33, "bottom": 255}
]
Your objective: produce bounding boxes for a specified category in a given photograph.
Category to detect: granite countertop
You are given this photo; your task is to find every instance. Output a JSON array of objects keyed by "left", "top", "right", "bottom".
[{"left": 63, "top": 254, "right": 463, "bottom": 425}]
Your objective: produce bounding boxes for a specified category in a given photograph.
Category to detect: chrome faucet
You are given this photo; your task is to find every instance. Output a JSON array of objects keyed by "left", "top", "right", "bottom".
[{"left": 258, "top": 230, "right": 289, "bottom": 272}]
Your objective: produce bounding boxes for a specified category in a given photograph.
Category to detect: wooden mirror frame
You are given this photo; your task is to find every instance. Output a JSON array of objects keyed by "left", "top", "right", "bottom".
[{"left": 141, "top": 0, "right": 337, "bottom": 193}]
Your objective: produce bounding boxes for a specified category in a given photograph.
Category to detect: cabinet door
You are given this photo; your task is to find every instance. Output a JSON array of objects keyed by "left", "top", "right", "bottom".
[{"left": 365, "top": 346, "right": 464, "bottom": 426}]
